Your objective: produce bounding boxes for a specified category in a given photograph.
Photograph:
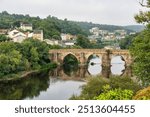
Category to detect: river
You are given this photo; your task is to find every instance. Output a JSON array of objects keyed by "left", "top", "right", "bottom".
[{"left": 0, "top": 56, "right": 132, "bottom": 100}]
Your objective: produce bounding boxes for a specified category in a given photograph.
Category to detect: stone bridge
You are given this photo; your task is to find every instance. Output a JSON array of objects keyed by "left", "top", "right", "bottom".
[{"left": 49, "top": 49, "right": 132, "bottom": 66}]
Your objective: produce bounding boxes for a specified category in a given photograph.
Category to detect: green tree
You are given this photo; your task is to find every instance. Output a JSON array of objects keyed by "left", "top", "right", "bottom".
[
  {"left": 119, "top": 34, "right": 138, "bottom": 49},
  {"left": 0, "top": 34, "right": 10, "bottom": 42},
  {"left": 135, "top": 0, "right": 150, "bottom": 27},
  {"left": 130, "top": 0, "right": 150, "bottom": 86},
  {"left": 30, "top": 47, "right": 40, "bottom": 69},
  {"left": 0, "top": 39, "right": 57, "bottom": 78},
  {"left": 130, "top": 30, "right": 150, "bottom": 86},
  {"left": 76, "top": 34, "right": 92, "bottom": 48}
]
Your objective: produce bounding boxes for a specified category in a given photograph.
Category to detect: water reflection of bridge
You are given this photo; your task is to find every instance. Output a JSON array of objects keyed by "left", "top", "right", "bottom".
[{"left": 49, "top": 66, "right": 132, "bottom": 80}]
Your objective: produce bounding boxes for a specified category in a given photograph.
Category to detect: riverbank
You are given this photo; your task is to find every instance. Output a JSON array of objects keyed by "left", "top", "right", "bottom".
[{"left": 0, "top": 63, "right": 57, "bottom": 81}]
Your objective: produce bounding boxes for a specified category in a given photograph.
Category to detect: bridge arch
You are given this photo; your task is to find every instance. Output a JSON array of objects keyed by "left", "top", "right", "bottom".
[
  {"left": 87, "top": 54, "right": 102, "bottom": 64},
  {"left": 49, "top": 49, "right": 132, "bottom": 66},
  {"left": 110, "top": 55, "right": 126, "bottom": 65},
  {"left": 62, "top": 53, "right": 79, "bottom": 63}
]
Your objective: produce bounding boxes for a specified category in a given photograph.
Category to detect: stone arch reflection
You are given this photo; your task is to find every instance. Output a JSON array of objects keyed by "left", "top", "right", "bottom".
[
  {"left": 87, "top": 54, "right": 102, "bottom": 76},
  {"left": 49, "top": 65, "right": 132, "bottom": 80},
  {"left": 111, "top": 56, "right": 126, "bottom": 75}
]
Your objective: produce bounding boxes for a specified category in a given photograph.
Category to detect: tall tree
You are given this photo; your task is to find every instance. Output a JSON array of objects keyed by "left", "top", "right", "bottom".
[
  {"left": 130, "top": 0, "right": 150, "bottom": 86},
  {"left": 135, "top": 0, "right": 150, "bottom": 27}
]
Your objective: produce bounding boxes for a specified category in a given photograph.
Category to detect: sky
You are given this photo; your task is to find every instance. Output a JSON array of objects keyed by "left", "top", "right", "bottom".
[{"left": 0, "top": 0, "right": 147, "bottom": 25}]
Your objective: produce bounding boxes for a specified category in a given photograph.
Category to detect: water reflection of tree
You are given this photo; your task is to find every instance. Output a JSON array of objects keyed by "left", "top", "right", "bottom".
[
  {"left": 0, "top": 72, "right": 50, "bottom": 100},
  {"left": 63, "top": 54, "right": 79, "bottom": 76}
]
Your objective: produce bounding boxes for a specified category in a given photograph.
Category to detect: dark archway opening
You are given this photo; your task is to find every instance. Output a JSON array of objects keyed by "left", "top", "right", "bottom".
[{"left": 63, "top": 54, "right": 79, "bottom": 76}]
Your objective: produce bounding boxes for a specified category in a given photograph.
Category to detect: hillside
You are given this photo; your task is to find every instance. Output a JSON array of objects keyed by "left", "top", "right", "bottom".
[
  {"left": 0, "top": 11, "right": 88, "bottom": 38},
  {"left": 123, "top": 25, "right": 145, "bottom": 32},
  {"left": 0, "top": 11, "right": 143, "bottom": 39},
  {"left": 74, "top": 21, "right": 130, "bottom": 32}
]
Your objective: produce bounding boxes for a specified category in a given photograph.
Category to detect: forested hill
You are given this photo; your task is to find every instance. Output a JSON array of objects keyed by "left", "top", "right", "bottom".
[
  {"left": 74, "top": 21, "right": 145, "bottom": 33},
  {"left": 74, "top": 21, "right": 128, "bottom": 32},
  {"left": 0, "top": 11, "right": 143, "bottom": 39},
  {"left": 123, "top": 25, "right": 145, "bottom": 32},
  {"left": 0, "top": 11, "right": 88, "bottom": 38}
]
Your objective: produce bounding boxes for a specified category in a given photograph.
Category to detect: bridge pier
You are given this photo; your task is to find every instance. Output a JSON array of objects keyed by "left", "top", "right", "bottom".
[
  {"left": 49, "top": 49, "right": 132, "bottom": 67},
  {"left": 102, "top": 52, "right": 111, "bottom": 67},
  {"left": 101, "top": 66, "right": 111, "bottom": 78}
]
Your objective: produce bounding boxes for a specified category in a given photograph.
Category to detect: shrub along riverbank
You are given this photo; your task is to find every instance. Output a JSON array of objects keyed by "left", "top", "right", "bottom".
[
  {"left": 70, "top": 76, "right": 150, "bottom": 100},
  {"left": 0, "top": 39, "right": 59, "bottom": 80}
]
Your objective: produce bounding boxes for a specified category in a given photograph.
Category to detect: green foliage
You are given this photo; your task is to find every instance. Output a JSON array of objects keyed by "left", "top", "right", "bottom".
[
  {"left": 130, "top": 30, "right": 150, "bottom": 86},
  {"left": 133, "top": 86, "right": 150, "bottom": 100},
  {"left": 130, "top": 0, "right": 150, "bottom": 86},
  {"left": 0, "top": 42, "right": 26, "bottom": 77},
  {"left": 134, "top": 0, "right": 150, "bottom": 27},
  {"left": 109, "top": 76, "right": 141, "bottom": 93},
  {"left": 94, "top": 85, "right": 133, "bottom": 100},
  {"left": 0, "top": 39, "right": 58, "bottom": 78},
  {"left": 75, "top": 21, "right": 132, "bottom": 33},
  {"left": 76, "top": 34, "right": 92, "bottom": 48},
  {"left": 70, "top": 77, "right": 109, "bottom": 100},
  {"left": 63, "top": 54, "right": 79, "bottom": 76},
  {"left": 70, "top": 76, "right": 141, "bottom": 100},
  {"left": 0, "top": 11, "right": 88, "bottom": 38},
  {"left": 0, "top": 34, "right": 10, "bottom": 42},
  {"left": 119, "top": 34, "right": 138, "bottom": 49}
]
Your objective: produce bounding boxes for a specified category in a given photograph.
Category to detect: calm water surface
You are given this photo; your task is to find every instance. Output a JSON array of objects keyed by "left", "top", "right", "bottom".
[{"left": 0, "top": 56, "right": 131, "bottom": 100}]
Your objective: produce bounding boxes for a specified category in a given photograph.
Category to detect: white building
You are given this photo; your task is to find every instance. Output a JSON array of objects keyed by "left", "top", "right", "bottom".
[
  {"left": 89, "top": 27, "right": 99, "bottom": 33},
  {"left": 33, "top": 30, "right": 43, "bottom": 41},
  {"left": 8, "top": 29, "right": 27, "bottom": 43},
  {"left": 8, "top": 29, "right": 19, "bottom": 38},
  {"left": 63, "top": 40, "right": 75, "bottom": 46},
  {"left": 44, "top": 39, "right": 59, "bottom": 45},
  {"left": 11, "top": 32, "right": 27, "bottom": 43},
  {"left": 61, "top": 33, "right": 75, "bottom": 41},
  {"left": 20, "top": 22, "right": 33, "bottom": 31}
]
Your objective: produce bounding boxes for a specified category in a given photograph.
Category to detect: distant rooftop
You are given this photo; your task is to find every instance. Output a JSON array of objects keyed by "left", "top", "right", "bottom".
[{"left": 20, "top": 22, "right": 32, "bottom": 26}]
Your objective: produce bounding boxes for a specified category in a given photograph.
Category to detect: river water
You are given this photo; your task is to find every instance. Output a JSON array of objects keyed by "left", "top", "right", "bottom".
[{"left": 0, "top": 56, "right": 132, "bottom": 100}]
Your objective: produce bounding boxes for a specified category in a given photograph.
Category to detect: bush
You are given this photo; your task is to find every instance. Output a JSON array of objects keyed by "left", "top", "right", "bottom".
[
  {"left": 70, "top": 76, "right": 141, "bottom": 100},
  {"left": 133, "top": 86, "right": 150, "bottom": 100},
  {"left": 70, "top": 77, "right": 109, "bottom": 100},
  {"left": 94, "top": 85, "right": 133, "bottom": 100},
  {"left": 110, "top": 76, "right": 141, "bottom": 93}
]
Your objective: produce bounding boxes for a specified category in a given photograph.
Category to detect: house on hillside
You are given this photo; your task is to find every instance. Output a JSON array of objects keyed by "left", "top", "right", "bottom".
[
  {"left": 20, "top": 22, "right": 33, "bottom": 31},
  {"left": 8, "top": 29, "right": 27, "bottom": 43},
  {"left": 62, "top": 40, "right": 75, "bottom": 47},
  {"left": 61, "top": 33, "right": 75, "bottom": 41},
  {"left": 32, "top": 30, "right": 43, "bottom": 41},
  {"left": 0, "top": 29, "right": 8, "bottom": 35},
  {"left": 44, "top": 39, "right": 59, "bottom": 45},
  {"left": 8, "top": 29, "right": 19, "bottom": 38},
  {"left": 11, "top": 32, "right": 27, "bottom": 43}
]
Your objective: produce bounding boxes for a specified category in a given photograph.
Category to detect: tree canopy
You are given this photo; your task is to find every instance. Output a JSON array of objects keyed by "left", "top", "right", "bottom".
[
  {"left": 0, "top": 11, "right": 88, "bottom": 39},
  {"left": 0, "top": 39, "right": 58, "bottom": 78},
  {"left": 130, "top": 0, "right": 150, "bottom": 86}
]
